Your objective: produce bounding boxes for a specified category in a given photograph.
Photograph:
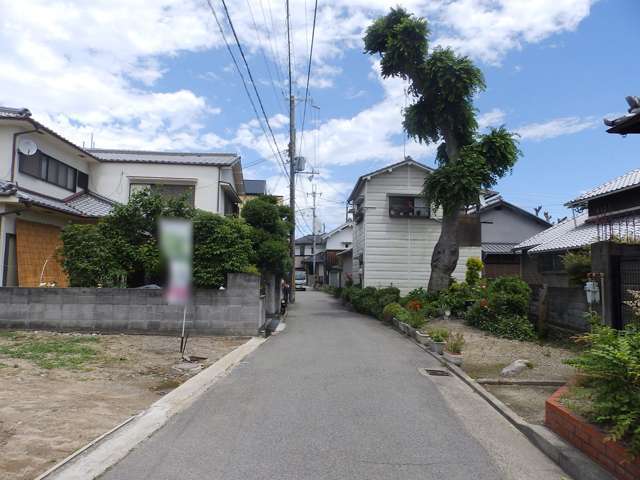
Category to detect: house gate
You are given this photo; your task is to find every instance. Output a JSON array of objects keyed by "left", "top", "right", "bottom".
[{"left": 618, "top": 257, "right": 640, "bottom": 328}]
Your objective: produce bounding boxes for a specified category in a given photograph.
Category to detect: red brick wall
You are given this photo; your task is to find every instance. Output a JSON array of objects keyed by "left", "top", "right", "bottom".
[{"left": 546, "top": 386, "right": 640, "bottom": 480}]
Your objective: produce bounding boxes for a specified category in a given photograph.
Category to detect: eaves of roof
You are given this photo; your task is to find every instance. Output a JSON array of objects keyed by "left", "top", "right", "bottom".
[{"left": 347, "top": 159, "right": 434, "bottom": 202}]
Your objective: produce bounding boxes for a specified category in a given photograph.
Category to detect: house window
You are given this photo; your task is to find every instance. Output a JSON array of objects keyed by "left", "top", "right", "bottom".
[
  {"left": 129, "top": 183, "right": 195, "bottom": 207},
  {"left": 298, "top": 245, "right": 305, "bottom": 256},
  {"left": 539, "top": 253, "right": 565, "bottom": 273},
  {"left": 19, "top": 151, "right": 78, "bottom": 192},
  {"left": 389, "top": 196, "right": 430, "bottom": 218}
]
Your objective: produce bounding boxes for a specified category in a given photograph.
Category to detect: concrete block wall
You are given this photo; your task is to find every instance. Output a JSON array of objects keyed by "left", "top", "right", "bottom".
[
  {"left": 529, "top": 284, "right": 589, "bottom": 331},
  {"left": 0, "top": 273, "right": 263, "bottom": 336}
]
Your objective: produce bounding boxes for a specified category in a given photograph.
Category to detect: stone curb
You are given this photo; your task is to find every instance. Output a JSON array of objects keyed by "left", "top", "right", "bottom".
[
  {"left": 37, "top": 335, "right": 269, "bottom": 480},
  {"left": 390, "top": 321, "right": 614, "bottom": 480}
]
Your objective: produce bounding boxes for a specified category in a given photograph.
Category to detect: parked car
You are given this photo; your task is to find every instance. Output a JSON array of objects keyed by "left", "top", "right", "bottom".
[{"left": 295, "top": 271, "right": 307, "bottom": 291}]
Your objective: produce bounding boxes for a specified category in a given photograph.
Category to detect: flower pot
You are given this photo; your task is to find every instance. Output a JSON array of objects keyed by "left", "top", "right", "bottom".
[
  {"left": 415, "top": 331, "right": 432, "bottom": 346},
  {"left": 431, "top": 341, "right": 445, "bottom": 355},
  {"left": 443, "top": 351, "right": 463, "bottom": 366}
]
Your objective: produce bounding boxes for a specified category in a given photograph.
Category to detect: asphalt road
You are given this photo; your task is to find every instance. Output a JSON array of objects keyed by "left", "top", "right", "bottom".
[{"left": 101, "top": 290, "right": 567, "bottom": 480}]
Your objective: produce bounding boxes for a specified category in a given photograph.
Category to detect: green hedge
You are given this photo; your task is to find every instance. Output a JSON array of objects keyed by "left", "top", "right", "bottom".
[{"left": 566, "top": 321, "right": 640, "bottom": 456}]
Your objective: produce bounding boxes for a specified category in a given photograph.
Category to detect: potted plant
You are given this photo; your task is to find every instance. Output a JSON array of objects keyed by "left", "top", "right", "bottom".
[
  {"left": 443, "top": 332, "right": 465, "bottom": 366},
  {"left": 428, "top": 328, "right": 449, "bottom": 354},
  {"left": 415, "top": 329, "right": 432, "bottom": 346}
]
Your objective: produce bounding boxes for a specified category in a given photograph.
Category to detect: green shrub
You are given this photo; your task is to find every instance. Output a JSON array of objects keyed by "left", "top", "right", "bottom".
[
  {"left": 488, "top": 277, "right": 531, "bottom": 317},
  {"left": 440, "top": 281, "right": 477, "bottom": 317},
  {"left": 351, "top": 287, "right": 381, "bottom": 317},
  {"left": 59, "top": 224, "right": 127, "bottom": 287},
  {"left": 406, "top": 311, "right": 426, "bottom": 329},
  {"left": 400, "top": 287, "right": 436, "bottom": 306},
  {"left": 395, "top": 308, "right": 411, "bottom": 324},
  {"left": 464, "top": 276, "right": 535, "bottom": 340},
  {"left": 465, "top": 257, "right": 483, "bottom": 286},
  {"left": 377, "top": 286, "right": 400, "bottom": 312},
  {"left": 382, "top": 303, "right": 404, "bottom": 322},
  {"left": 562, "top": 249, "right": 591, "bottom": 286},
  {"left": 566, "top": 323, "right": 640, "bottom": 456},
  {"left": 428, "top": 327, "right": 449, "bottom": 342},
  {"left": 192, "top": 212, "right": 256, "bottom": 288},
  {"left": 333, "top": 287, "right": 343, "bottom": 298}
]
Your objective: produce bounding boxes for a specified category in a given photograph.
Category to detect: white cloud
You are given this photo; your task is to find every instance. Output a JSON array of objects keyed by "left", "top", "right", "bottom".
[
  {"left": 0, "top": 0, "right": 596, "bottom": 160},
  {"left": 434, "top": 0, "right": 596, "bottom": 64},
  {"left": 478, "top": 108, "right": 507, "bottom": 129},
  {"left": 516, "top": 116, "right": 597, "bottom": 141}
]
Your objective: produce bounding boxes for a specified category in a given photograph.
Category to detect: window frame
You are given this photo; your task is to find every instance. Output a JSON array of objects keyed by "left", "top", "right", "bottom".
[
  {"left": 129, "top": 182, "right": 196, "bottom": 207},
  {"left": 388, "top": 195, "right": 430, "bottom": 218},
  {"left": 18, "top": 151, "right": 78, "bottom": 193}
]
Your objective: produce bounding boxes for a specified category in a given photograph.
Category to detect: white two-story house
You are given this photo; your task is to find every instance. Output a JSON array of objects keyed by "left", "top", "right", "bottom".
[
  {"left": 347, "top": 158, "right": 481, "bottom": 293},
  {"left": 0, "top": 107, "right": 245, "bottom": 287}
]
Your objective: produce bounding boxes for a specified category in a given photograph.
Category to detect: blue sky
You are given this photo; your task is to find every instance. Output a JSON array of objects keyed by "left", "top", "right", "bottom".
[{"left": 1, "top": 0, "right": 638, "bottom": 234}]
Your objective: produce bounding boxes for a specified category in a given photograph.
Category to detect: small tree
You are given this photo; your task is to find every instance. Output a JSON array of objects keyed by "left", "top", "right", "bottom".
[
  {"left": 364, "top": 8, "right": 521, "bottom": 292},
  {"left": 465, "top": 257, "right": 483, "bottom": 286},
  {"left": 241, "top": 196, "right": 292, "bottom": 277},
  {"left": 192, "top": 211, "right": 256, "bottom": 287}
]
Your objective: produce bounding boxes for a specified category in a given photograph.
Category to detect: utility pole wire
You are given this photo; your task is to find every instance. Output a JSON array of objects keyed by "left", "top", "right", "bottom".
[
  {"left": 298, "top": 0, "right": 319, "bottom": 155},
  {"left": 205, "top": 0, "right": 288, "bottom": 179},
  {"left": 218, "top": 0, "right": 290, "bottom": 179}
]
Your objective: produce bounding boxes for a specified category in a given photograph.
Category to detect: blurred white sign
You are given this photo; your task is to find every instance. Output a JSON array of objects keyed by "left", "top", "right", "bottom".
[{"left": 160, "top": 218, "right": 192, "bottom": 305}]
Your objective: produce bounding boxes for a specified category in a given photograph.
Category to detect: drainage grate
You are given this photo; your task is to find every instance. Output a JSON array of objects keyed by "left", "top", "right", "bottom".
[{"left": 418, "top": 367, "right": 451, "bottom": 377}]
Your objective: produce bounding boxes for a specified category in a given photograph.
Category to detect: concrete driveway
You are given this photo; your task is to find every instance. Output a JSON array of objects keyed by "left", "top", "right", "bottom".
[{"left": 101, "top": 290, "right": 568, "bottom": 480}]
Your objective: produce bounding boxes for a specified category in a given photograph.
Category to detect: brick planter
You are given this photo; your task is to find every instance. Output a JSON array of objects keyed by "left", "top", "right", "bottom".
[{"left": 545, "top": 386, "right": 640, "bottom": 480}]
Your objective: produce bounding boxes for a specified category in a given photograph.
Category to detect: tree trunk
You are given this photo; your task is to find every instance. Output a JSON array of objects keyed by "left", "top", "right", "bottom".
[
  {"left": 428, "top": 209, "right": 461, "bottom": 292},
  {"left": 428, "top": 129, "right": 462, "bottom": 293}
]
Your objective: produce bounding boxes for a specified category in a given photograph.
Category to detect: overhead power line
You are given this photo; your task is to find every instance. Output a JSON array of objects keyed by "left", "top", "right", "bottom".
[
  {"left": 298, "top": 0, "right": 319, "bottom": 155},
  {"left": 205, "top": 0, "right": 287, "bottom": 178}
]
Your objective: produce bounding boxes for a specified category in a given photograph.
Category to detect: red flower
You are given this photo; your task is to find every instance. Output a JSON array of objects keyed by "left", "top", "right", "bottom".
[{"left": 406, "top": 299, "right": 423, "bottom": 312}]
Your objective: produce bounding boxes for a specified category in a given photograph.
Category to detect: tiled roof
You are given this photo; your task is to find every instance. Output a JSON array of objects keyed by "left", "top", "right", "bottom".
[
  {"left": 515, "top": 213, "right": 589, "bottom": 250},
  {"left": 243, "top": 179, "right": 267, "bottom": 195},
  {"left": 65, "top": 192, "right": 115, "bottom": 217},
  {"left": 479, "top": 196, "right": 551, "bottom": 227},
  {"left": 566, "top": 169, "right": 640, "bottom": 207},
  {"left": 0, "top": 107, "right": 31, "bottom": 118},
  {"left": 90, "top": 149, "right": 238, "bottom": 166},
  {"left": 482, "top": 243, "right": 518, "bottom": 254},
  {"left": 0, "top": 181, "right": 114, "bottom": 218},
  {"left": 528, "top": 215, "right": 640, "bottom": 254},
  {"left": 295, "top": 234, "right": 324, "bottom": 245}
]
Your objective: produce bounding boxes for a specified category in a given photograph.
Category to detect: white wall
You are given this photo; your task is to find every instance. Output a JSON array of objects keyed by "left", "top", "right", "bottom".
[
  {"left": 90, "top": 162, "right": 221, "bottom": 213},
  {"left": 325, "top": 225, "right": 352, "bottom": 250},
  {"left": 358, "top": 163, "right": 474, "bottom": 294},
  {"left": 0, "top": 124, "right": 95, "bottom": 199}
]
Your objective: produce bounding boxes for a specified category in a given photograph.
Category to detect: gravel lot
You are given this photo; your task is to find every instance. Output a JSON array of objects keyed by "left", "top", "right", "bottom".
[
  {"left": 0, "top": 331, "right": 247, "bottom": 480},
  {"left": 426, "top": 317, "right": 579, "bottom": 423}
]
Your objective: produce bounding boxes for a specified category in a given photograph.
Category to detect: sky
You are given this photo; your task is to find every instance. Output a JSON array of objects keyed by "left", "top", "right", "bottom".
[{"left": 1, "top": 0, "right": 639, "bottom": 237}]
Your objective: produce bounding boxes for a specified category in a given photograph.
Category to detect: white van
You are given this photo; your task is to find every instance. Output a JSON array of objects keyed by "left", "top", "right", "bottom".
[{"left": 295, "top": 271, "right": 307, "bottom": 291}]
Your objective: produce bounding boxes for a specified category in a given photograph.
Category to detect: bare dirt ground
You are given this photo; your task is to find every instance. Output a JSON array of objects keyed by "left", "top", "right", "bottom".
[
  {"left": 0, "top": 331, "right": 247, "bottom": 480},
  {"left": 426, "top": 317, "right": 579, "bottom": 424}
]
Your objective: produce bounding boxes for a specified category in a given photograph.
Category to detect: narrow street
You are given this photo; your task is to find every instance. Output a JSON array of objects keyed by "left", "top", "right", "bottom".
[{"left": 102, "top": 291, "right": 568, "bottom": 480}]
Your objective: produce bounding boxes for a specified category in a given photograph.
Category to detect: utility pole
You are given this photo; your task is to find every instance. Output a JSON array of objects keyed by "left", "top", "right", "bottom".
[
  {"left": 289, "top": 95, "right": 296, "bottom": 303},
  {"left": 286, "top": 0, "right": 296, "bottom": 303},
  {"left": 308, "top": 183, "right": 321, "bottom": 286}
]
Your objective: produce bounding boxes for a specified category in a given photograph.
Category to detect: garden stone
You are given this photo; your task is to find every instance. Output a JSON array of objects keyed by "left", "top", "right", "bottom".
[{"left": 500, "top": 359, "right": 531, "bottom": 377}]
